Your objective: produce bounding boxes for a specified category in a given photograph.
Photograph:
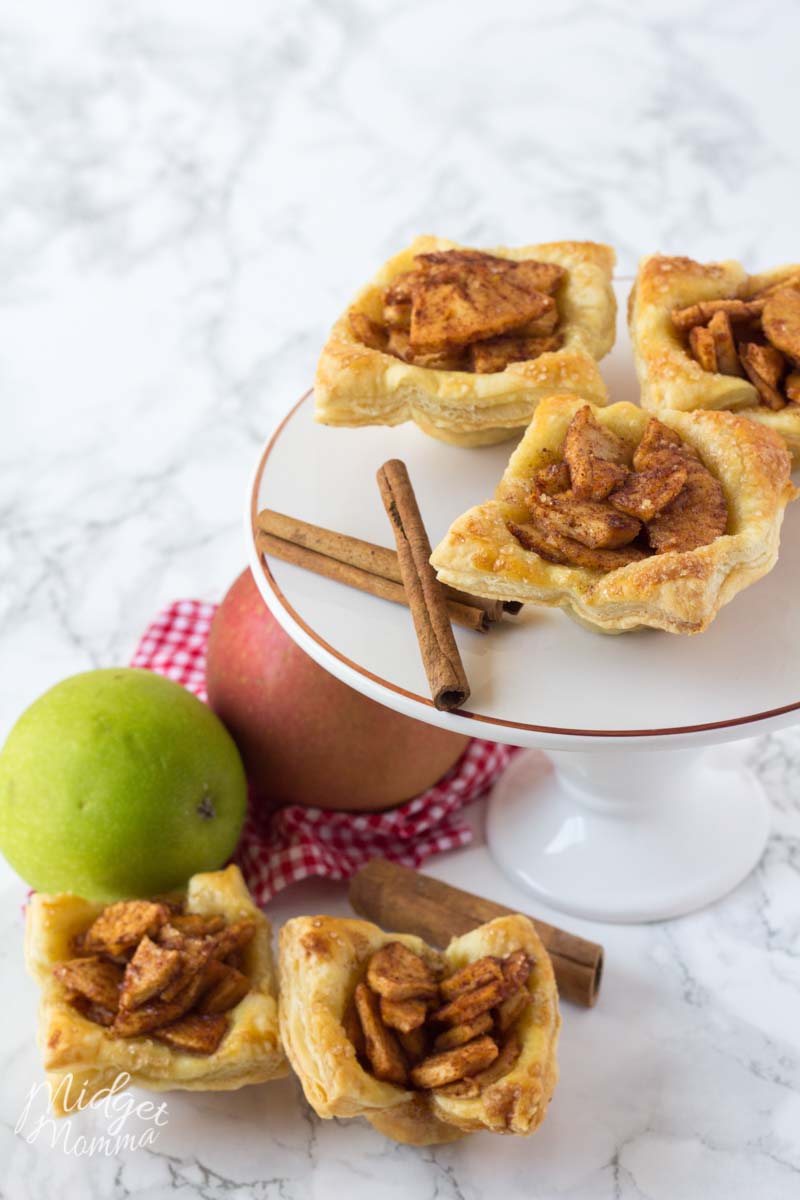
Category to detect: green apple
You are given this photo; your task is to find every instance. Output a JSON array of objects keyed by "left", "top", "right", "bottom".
[{"left": 0, "top": 668, "right": 247, "bottom": 900}]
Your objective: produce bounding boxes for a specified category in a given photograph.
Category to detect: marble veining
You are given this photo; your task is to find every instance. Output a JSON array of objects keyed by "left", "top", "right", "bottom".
[{"left": 1, "top": 1, "right": 799, "bottom": 1197}]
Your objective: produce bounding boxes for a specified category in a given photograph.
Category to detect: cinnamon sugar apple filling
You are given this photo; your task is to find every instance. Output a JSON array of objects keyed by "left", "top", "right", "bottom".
[
  {"left": 671, "top": 275, "right": 800, "bottom": 409},
  {"left": 508, "top": 406, "right": 728, "bottom": 570},
  {"left": 348, "top": 248, "right": 565, "bottom": 374},
  {"left": 52, "top": 896, "right": 256, "bottom": 1054},
  {"left": 344, "top": 940, "right": 533, "bottom": 1099}
]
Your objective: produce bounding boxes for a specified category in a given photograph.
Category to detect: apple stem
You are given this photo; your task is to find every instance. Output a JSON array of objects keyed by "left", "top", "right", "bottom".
[{"left": 197, "top": 794, "right": 216, "bottom": 820}]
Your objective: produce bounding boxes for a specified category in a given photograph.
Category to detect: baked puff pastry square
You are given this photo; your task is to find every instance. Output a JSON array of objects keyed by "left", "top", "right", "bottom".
[
  {"left": 278, "top": 914, "right": 559, "bottom": 1145},
  {"left": 25, "top": 865, "right": 286, "bottom": 1115},
  {"left": 314, "top": 235, "right": 616, "bottom": 447},
  {"left": 430, "top": 394, "right": 796, "bottom": 635},
  {"left": 629, "top": 254, "right": 800, "bottom": 462}
]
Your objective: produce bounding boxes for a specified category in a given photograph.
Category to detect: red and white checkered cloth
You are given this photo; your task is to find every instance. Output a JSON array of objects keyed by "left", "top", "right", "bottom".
[{"left": 131, "top": 600, "right": 514, "bottom": 904}]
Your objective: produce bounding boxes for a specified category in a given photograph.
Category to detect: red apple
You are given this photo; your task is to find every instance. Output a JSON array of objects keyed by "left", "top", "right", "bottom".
[{"left": 205, "top": 569, "right": 470, "bottom": 812}]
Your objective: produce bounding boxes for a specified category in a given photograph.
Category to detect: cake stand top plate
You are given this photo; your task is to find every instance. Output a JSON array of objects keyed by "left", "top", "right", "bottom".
[{"left": 246, "top": 301, "right": 800, "bottom": 750}]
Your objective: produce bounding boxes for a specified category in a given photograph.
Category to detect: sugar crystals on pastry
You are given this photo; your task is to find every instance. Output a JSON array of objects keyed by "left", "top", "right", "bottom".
[
  {"left": 430, "top": 394, "right": 797, "bottom": 635},
  {"left": 25, "top": 865, "right": 287, "bottom": 1115},
  {"left": 629, "top": 253, "right": 800, "bottom": 462},
  {"left": 278, "top": 914, "right": 559, "bottom": 1145},
  {"left": 314, "top": 235, "right": 616, "bottom": 447}
]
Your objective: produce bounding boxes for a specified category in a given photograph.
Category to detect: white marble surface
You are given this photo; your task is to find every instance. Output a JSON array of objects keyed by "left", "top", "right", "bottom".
[{"left": 2, "top": 1, "right": 800, "bottom": 1196}]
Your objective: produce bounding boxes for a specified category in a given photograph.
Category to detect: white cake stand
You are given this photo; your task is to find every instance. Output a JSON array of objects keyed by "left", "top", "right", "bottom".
[{"left": 246, "top": 310, "right": 799, "bottom": 923}]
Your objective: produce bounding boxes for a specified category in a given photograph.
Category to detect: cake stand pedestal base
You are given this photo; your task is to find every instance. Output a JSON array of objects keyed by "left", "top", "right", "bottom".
[{"left": 486, "top": 747, "right": 769, "bottom": 923}]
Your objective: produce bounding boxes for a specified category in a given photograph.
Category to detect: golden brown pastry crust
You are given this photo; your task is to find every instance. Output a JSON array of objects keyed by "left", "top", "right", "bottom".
[
  {"left": 430, "top": 394, "right": 797, "bottom": 635},
  {"left": 314, "top": 235, "right": 616, "bottom": 446},
  {"left": 629, "top": 254, "right": 800, "bottom": 462},
  {"left": 278, "top": 914, "right": 559, "bottom": 1145},
  {"left": 25, "top": 865, "right": 287, "bottom": 1115}
]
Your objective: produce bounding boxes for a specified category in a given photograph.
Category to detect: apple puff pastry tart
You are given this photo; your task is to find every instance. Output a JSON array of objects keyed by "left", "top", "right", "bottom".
[
  {"left": 629, "top": 254, "right": 800, "bottom": 462},
  {"left": 278, "top": 913, "right": 559, "bottom": 1145},
  {"left": 314, "top": 235, "right": 616, "bottom": 447},
  {"left": 25, "top": 865, "right": 286, "bottom": 1115},
  {"left": 430, "top": 394, "right": 796, "bottom": 635}
]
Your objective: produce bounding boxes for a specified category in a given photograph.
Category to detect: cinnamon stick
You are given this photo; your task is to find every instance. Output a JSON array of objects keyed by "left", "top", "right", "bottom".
[
  {"left": 376, "top": 460, "right": 470, "bottom": 712},
  {"left": 256, "top": 531, "right": 490, "bottom": 633},
  {"left": 349, "top": 860, "right": 604, "bottom": 1008},
  {"left": 257, "top": 508, "right": 505, "bottom": 621}
]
